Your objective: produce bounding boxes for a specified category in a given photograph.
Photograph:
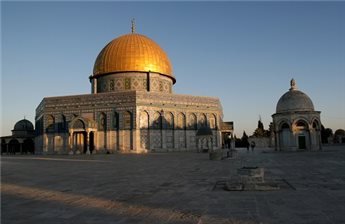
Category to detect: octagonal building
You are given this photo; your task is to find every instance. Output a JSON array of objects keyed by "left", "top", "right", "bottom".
[
  {"left": 272, "top": 79, "right": 322, "bottom": 151},
  {"left": 35, "top": 27, "right": 223, "bottom": 154}
]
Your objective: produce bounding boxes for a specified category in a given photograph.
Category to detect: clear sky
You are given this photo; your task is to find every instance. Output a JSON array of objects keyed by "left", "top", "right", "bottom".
[{"left": 1, "top": 1, "right": 345, "bottom": 137}]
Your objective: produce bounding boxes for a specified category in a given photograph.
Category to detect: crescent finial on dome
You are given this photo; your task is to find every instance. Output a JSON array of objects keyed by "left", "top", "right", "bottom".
[{"left": 290, "top": 78, "right": 297, "bottom": 90}]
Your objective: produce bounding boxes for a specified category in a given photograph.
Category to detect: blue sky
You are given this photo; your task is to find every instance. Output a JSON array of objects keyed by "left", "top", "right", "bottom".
[{"left": 1, "top": 1, "right": 345, "bottom": 137}]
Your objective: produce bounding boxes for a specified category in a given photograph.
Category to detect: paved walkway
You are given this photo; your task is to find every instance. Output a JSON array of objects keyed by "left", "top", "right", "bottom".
[{"left": 2, "top": 145, "right": 345, "bottom": 224}]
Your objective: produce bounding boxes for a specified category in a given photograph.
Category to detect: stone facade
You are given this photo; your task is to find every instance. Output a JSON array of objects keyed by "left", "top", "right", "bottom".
[
  {"left": 35, "top": 91, "right": 222, "bottom": 154},
  {"left": 35, "top": 30, "right": 225, "bottom": 154}
]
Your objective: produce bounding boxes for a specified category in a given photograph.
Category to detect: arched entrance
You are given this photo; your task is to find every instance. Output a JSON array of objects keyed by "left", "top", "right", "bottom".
[
  {"left": 295, "top": 120, "right": 310, "bottom": 150},
  {"left": 70, "top": 117, "right": 97, "bottom": 154},
  {"left": 8, "top": 139, "right": 20, "bottom": 154},
  {"left": 74, "top": 132, "right": 87, "bottom": 153},
  {"left": 279, "top": 122, "right": 290, "bottom": 150},
  {"left": 23, "top": 138, "right": 35, "bottom": 154}
]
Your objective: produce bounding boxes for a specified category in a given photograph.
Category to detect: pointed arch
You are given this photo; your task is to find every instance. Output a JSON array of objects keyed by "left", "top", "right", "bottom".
[
  {"left": 199, "top": 113, "right": 207, "bottom": 128},
  {"left": 140, "top": 111, "right": 150, "bottom": 129},
  {"left": 209, "top": 114, "right": 217, "bottom": 129},
  {"left": 165, "top": 112, "right": 174, "bottom": 130},
  {"left": 73, "top": 119, "right": 86, "bottom": 129},
  {"left": 46, "top": 115, "right": 55, "bottom": 132},
  {"left": 57, "top": 114, "right": 67, "bottom": 132},
  {"left": 177, "top": 112, "right": 186, "bottom": 129},
  {"left": 113, "top": 111, "right": 119, "bottom": 130},
  {"left": 99, "top": 112, "right": 107, "bottom": 131},
  {"left": 123, "top": 111, "right": 133, "bottom": 130},
  {"left": 152, "top": 111, "right": 162, "bottom": 129},
  {"left": 188, "top": 113, "right": 197, "bottom": 130}
]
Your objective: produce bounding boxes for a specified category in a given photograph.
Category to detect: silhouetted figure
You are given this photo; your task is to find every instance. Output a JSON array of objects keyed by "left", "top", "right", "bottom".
[
  {"left": 246, "top": 140, "right": 250, "bottom": 152},
  {"left": 251, "top": 141, "right": 256, "bottom": 152}
]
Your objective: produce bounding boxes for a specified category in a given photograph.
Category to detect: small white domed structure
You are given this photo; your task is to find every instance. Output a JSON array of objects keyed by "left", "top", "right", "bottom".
[{"left": 272, "top": 79, "right": 322, "bottom": 151}]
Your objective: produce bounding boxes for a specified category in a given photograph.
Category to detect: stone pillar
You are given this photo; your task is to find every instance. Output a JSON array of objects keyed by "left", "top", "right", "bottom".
[
  {"left": 104, "top": 131, "right": 107, "bottom": 151},
  {"left": 174, "top": 130, "right": 179, "bottom": 150},
  {"left": 275, "top": 131, "right": 279, "bottom": 151},
  {"left": 86, "top": 131, "right": 90, "bottom": 155},
  {"left": 161, "top": 112, "right": 166, "bottom": 150},
  {"left": 132, "top": 129, "right": 138, "bottom": 151},
  {"left": 290, "top": 131, "right": 296, "bottom": 151}
]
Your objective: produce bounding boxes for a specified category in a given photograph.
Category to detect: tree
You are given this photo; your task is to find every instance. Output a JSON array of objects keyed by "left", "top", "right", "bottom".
[
  {"left": 321, "top": 125, "right": 333, "bottom": 144},
  {"left": 240, "top": 131, "right": 249, "bottom": 147},
  {"left": 253, "top": 119, "right": 270, "bottom": 137}
]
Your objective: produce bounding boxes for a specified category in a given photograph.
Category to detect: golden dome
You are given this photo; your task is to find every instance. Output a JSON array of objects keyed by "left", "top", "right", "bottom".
[{"left": 93, "top": 33, "right": 174, "bottom": 82}]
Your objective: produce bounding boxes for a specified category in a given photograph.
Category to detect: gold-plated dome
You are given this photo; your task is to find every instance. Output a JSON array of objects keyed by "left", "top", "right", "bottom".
[{"left": 93, "top": 33, "right": 174, "bottom": 82}]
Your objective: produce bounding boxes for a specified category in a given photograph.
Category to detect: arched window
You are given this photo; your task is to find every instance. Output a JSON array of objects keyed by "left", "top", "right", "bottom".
[
  {"left": 177, "top": 113, "right": 186, "bottom": 130},
  {"left": 296, "top": 120, "right": 308, "bottom": 129},
  {"left": 124, "top": 111, "right": 133, "bottom": 130},
  {"left": 113, "top": 112, "right": 119, "bottom": 129},
  {"left": 73, "top": 119, "right": 85, "bottom": 129},
  {"left": 152, "top": 111, "right": 162, "bottom": 129},
  {"left": 57, "top": 114, "right": 66, "bottom": 132},
  {"left": 199, "top": 113, "right": 207, "bottom": 128},
  {"left": 99, "top": 113, "right": 107, "bottom": 131},
  {"left": 140, "top": 111, "right": 149, "bottom": 129},
  {"left": 46, "top": 115, "right": 55, "bottom": 132},
  {"left": 312, "top": 120, "right": 320, "bottom": 130},
  {"left": 188, "top": 113, "right": 197, "bottom": 130},
  {"left": 165, "top": 112, "right": 174, "bottom": 130},
  {"left": 209, "top": 114, "right": 217, "bottom": 129},
  {"left": 281, "top": 123, "right": 289, "bottom": 130}
]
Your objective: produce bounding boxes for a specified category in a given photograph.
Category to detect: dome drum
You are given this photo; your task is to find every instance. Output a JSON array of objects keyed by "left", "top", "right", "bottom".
[{"left": 91, "top": 71, "right": 173, "bottom": 94}]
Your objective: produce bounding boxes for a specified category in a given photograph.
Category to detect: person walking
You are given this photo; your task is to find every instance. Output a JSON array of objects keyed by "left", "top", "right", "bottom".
[{"left": 250, "top": 141, "right": 256, "bottom": 152}]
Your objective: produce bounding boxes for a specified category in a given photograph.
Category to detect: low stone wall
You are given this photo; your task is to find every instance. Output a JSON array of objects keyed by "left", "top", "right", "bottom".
[{"left": 248, "top": 137, "right": 273, "bottom": 148}]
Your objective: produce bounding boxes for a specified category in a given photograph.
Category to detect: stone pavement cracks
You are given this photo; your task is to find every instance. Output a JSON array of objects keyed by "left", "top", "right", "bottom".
[{"left": 2, "top": 145, "right": 345, "bottom": 224}]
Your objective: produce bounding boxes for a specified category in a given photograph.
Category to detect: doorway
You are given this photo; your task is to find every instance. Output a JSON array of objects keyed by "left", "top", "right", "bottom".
[
  {"left": 74, "top": 132, "right": 87, "bottom": 153},
  {"left": 89, "top": 131, "right": 95, "bottom": 153},
  {"left": 298, "top": 135, "right": 306, "bottom": 150}
]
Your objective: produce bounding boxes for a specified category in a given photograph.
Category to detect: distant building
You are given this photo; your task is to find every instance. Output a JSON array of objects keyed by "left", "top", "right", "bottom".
[
  {"left": 1, "top": 119, "right": 35, "bottom": 154},
  {"left": 272, "top": 79, "right": 322, "bottom": 151},
  {"left": 35, "top": 26, "right": 225, "bottom": 154}
]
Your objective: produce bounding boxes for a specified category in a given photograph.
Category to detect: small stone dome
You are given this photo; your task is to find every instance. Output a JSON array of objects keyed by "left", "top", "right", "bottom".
[
  {"left": 276, "top": 79, "right": 314, "bottom": 113},
  {"left": 13, "top": 119, "right": 34, "bottom": 131}
]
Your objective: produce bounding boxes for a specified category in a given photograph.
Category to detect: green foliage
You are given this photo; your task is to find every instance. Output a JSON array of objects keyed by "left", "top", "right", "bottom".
[
  {"left": 252, "top": 119, "right": 270, "bottom": 137},
  {"left": 235, "top": 131, "right": 250, "bottom": 147},
  {"left": 321, "top": 125, "right": 333, "bottom": 144}
]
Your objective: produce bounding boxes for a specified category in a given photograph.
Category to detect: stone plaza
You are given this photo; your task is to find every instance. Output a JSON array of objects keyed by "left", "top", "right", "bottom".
[{"left": 2, "top": 145, "right": 345, "bottom": 224}]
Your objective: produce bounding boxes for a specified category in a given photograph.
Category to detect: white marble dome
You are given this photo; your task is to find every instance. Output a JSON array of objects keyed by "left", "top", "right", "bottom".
[{"left": 276, "top": 79, "right": 314, "bottom": 113}]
